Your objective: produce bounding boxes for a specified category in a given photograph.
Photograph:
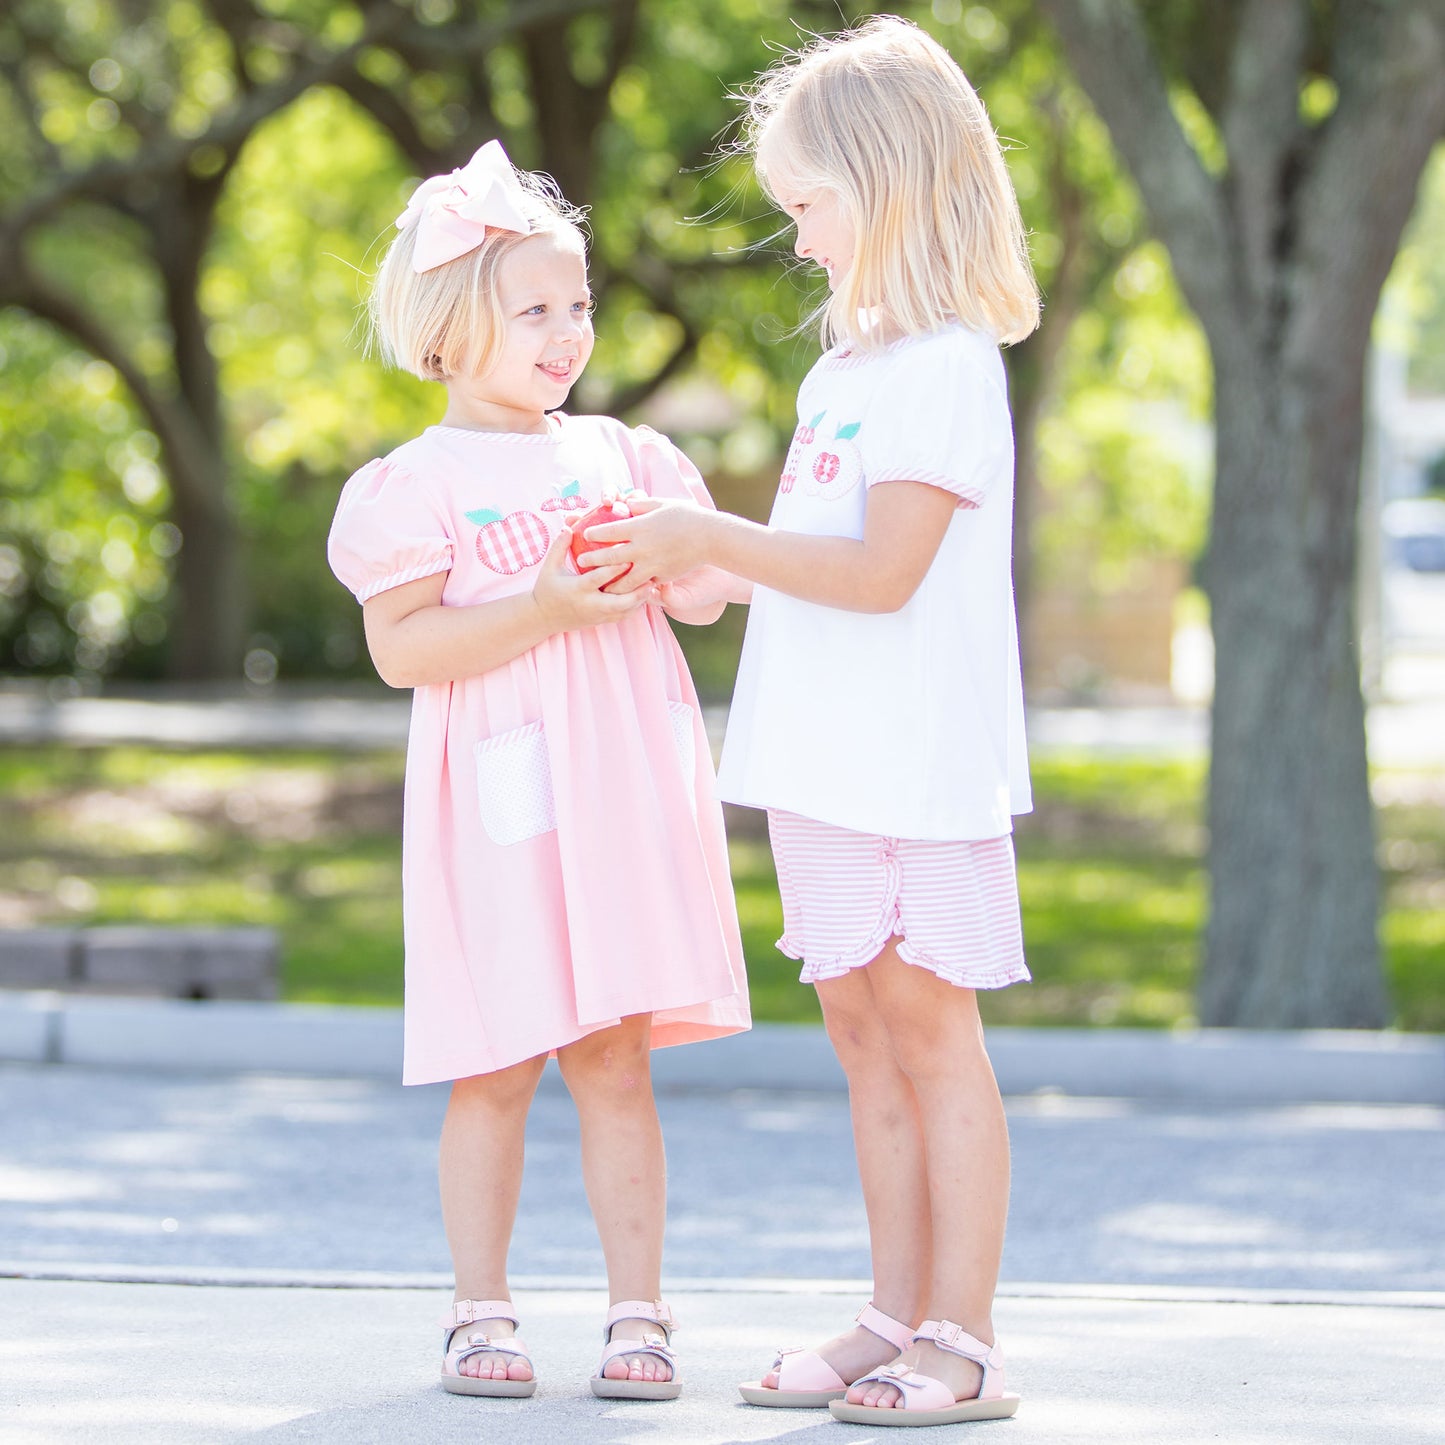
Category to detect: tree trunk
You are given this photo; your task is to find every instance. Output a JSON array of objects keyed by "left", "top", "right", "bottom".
[
  {"left": 1033, "top": 0, "right": 1445, "bottom": 1026},
  {"left": 1201, "top": 348, "right": 1384, "bottom": 1025},
  {"left": 166, "top": 467, "right": 247, "bottom": 681},
  {"left": 154, "top": 174, "right": 247, "bottom": 681}
]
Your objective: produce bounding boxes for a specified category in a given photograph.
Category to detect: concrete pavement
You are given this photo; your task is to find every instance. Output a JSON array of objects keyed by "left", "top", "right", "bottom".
[
  {"left": 2, "top": 1059, "right": 1443, "bottom": 1442},
  {"left": 7, "top": 1279, "right": 1443, "bottom": 1444}
]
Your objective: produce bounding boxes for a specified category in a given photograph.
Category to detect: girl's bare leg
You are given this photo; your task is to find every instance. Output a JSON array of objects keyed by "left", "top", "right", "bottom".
[
  {"left": 557, "top": 1015, "right": 673, "bottom": 1383},
  {"left": 439, "top": 1054, "right": 548, "bottom": 1380},
  {"left": 845, "top": 942, "right": 1011, "bottom": 1408},
  {"left": 761, "top": 963, "right": 930, "bottom": 1388}
]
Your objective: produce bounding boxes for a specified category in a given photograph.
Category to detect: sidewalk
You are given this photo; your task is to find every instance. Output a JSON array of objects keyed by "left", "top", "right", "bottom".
[
  {"left": 3, "top": 680, "right": 1445, "bottom": 766},
  {"left": 7, "top": 1278, "right": 1441, "bottom": 1444},
  {"left": 3, "top": 992, "right": 1444, "bottom": 1105},
  {"left": 2, "top": 1059, "right": 1443, "bottom": 1442}
]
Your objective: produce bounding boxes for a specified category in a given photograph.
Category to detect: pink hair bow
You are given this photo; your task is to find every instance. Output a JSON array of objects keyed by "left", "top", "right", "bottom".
[{"left": 396, "top": 139, "right": 533, "bottom": 273}]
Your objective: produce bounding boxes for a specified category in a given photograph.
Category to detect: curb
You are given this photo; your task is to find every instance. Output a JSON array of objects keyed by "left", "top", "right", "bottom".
[
  {"left": 3, "top": 1260, "right": 1441, "bottom": 1309},
  {"left": 2, "top": 992, "right": 1442, "bottom": 1105}
]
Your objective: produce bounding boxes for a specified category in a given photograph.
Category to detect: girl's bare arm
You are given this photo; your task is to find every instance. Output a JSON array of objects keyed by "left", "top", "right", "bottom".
[
  {"left": 363, "top": 533, "right": 645, "bottom": 688},
  {"left": 581, "top": 482, "right": 956, "bottom": 614}
]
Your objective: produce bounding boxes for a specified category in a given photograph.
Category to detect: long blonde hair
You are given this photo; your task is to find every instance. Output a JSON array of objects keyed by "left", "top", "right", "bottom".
[
  {"left": 369, "top": 166, "right": 585, "bottom": 382},
  {"left": 742, "top": 15, "right": 1039, "bottom": 349}
]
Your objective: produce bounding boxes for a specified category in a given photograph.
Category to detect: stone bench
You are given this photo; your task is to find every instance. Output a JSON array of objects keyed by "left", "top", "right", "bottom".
[{"left": 0, "top": 927, "right": 278, "bottom": 1000}]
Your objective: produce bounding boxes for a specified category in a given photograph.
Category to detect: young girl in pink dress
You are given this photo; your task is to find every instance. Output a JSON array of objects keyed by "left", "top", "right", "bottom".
[
  {"left": 578, "top": 17, "right": 1037, "bottom": 1428},
  {"left": 327, "top": 140, "right": 749, "bottom": 1403}
]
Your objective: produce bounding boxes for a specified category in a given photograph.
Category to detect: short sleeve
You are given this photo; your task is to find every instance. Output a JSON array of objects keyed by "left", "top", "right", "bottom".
[
  {"left": 630, "top": 425, "right": 718, "bottom": 511},
  {"left": 859, "top": 338, "right": 1013, "bottom": 509},
  {"left": 327, "top": 458, "right": 454, "bottom": 603}
]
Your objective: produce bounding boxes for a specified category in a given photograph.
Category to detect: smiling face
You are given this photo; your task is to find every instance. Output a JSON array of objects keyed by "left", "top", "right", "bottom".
[
  {"left": 441, "top": 228, "right": 595, "bottom": 433},
  {"left": 780, "top": 187, "right": 854, "bottom": 290},
  {"left": 762, "top": 143, "right": 856, "bottom": 291}
]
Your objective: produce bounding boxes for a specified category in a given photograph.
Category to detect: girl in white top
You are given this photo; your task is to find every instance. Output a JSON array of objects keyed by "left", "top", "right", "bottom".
[{"left": 579, "top": 16, "right": 1038, "bottom": 1427}]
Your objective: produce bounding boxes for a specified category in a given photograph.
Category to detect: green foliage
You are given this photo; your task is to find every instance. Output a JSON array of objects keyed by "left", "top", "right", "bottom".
[
  {"left": 0, "top": 316, "right": 175, "bottom": 676},
  {"left": 1382, "top": 145, "right": 1445, "bottom": 396},
  {"left": 3, "top": 0, "right": 1218, "bottom": 685},
  {"left": 4, "top": 745, "right": 1439, "bottom": 1030}
]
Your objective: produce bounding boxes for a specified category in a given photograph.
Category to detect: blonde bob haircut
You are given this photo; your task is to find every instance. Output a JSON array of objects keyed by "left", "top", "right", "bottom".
[
  {"left": 743, "top": 14, "right": 1039, "bottom": 350},
  {"left": 368, "top": 164, "right": 586, "bottom": 383}
]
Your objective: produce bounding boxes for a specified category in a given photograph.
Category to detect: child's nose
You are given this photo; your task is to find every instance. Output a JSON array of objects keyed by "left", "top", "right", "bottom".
[{"left": 793, "top": 228, "right": 809, "bottom": 259}]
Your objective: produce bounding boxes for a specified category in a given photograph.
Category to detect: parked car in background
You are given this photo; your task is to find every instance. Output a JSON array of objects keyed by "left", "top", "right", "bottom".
[{"left": 1382, "top": 497, "right": 1445, "bottom": 650}]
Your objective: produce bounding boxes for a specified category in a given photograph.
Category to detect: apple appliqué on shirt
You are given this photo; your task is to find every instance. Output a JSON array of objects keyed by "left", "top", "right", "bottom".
[
  {"left": 540, "top": 479, "right": 589, "bottom": 513},
  {"left": 799, "top": 420, "right": 862, "bottom": 498},
  {"left": 780, "top": 411, "right": 827, "bottom": 495}
]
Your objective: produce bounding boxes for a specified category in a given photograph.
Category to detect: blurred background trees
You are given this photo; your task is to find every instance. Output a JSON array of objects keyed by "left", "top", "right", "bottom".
[
  {"left": 0, "top": 0, "right": 1212, "bottom": 688},
  {"left": 3, "top": 0, "right": 1443, "bottom": 1029}
]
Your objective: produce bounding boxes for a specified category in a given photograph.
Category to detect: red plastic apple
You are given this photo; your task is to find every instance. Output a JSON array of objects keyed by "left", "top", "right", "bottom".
[{"left": 569, "top": 497, "right": 632, "bottom": 579}]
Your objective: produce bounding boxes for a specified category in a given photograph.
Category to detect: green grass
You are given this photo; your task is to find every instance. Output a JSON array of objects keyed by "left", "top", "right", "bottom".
[{"left": 1, "top": 745, "right": 1440, "bottom": 1029}]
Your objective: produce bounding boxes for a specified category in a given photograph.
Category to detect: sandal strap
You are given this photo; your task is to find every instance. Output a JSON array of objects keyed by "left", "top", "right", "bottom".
[
  {"left": 602, "top": 1298, "right": 676, "bottom": 1338},
  {"left": 855, "top": 1301, "right": 914, "bottom": 1353},
  {"left": 913, "top": 1319, "right": 1007, "bottom": 1400},
  {"left": 449, "top": 1332, "right": 529, "bottom": 1368},
  {"left": 850, "top": 1362, "right": 957, "bottom": 1413},
  {"left": 598, "top": 1332, "right": 676, "bottom": 1368},
  {"left": 768, "top": 1345, "right": 847, "bottom": 1393},
  {"left": 440, "top": 1298, "right": 519, "bottom": 1332}
]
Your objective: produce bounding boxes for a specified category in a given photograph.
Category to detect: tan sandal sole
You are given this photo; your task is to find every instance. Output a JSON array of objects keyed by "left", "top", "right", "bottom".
[
  {"left": 442, "top": 1374, "right": 537, "bottom": 1397},
  {"left": 590, "top": 1378, "right": 681, "bottom": 1400},
  {"left": 738, "top": 1380, "right": 845, "bottom": 1408}
]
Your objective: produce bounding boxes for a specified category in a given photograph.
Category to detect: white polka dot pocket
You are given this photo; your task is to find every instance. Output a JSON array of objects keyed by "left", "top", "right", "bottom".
[{"left": 474, "top": 721, "right": 557, "bottom": 845}]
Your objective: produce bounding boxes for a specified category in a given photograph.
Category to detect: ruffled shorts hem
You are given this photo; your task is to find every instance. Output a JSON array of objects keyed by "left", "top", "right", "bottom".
[
  {"left": 778, "top": 928, "right": 1031, "bottom": 991},
  {"left": 768, "top": 808, "right": 1030, "bottom": 993}
]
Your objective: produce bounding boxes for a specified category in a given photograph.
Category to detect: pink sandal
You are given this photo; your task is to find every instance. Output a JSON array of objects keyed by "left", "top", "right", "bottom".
[
  {"left": 439, "top": 1298, "right": 536, "bottom": 1397},
  {"left": 590, "top": 1298, "right": 681, "bottom": 1400},
  {"left": 738, "top": 1301, "right": 914, "bottom": 1408},
  {"left": 828, "top": 1318, "right": 1020, "bottom": 1426}
]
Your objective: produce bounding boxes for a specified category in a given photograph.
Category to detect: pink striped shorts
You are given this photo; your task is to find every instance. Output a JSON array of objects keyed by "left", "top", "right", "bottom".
[{"left": 767, "top": 809, "right": 1031, "bottom": 990}]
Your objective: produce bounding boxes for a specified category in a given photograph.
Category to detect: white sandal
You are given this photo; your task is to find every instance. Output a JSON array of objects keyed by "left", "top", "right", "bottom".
[
  {"left": 590, "top": 1298, "right": 680, "bottom": 1400},
  {"left": 738, "top": 1301, "right": 914, "bottom": 1407},
  {"left": 828, "top": 1318, "right": 1020, "bottom": 1426},
  {"left": 439, "top": 1298, "right": 537, "bottom": 1398}
]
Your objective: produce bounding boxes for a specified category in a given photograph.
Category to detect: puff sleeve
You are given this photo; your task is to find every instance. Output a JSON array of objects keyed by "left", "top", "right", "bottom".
[
  {"left": 630, "top": 425, "right": 718, "bottom": 510},
  {"left": 327, "top": 458, "right": 454, "bottom": 603},
  {"left": 859, "top": 337, "right": 1014, "bottom": 509}
]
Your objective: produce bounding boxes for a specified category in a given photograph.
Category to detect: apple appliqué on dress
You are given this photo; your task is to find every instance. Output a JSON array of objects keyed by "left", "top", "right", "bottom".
[
  {"left": 799, "top": 419, "right": 862, "bottom": 499},
  {"left": 540, "top": 479, "right": 589, "bottom": 513},
  {"left": 467, "top": 507, "right": 551, "bottom": 574}
]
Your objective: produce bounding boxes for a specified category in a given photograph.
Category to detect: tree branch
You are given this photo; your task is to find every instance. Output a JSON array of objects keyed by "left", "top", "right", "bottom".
[
  {"left": 0, "top": 267, "right": 221, "bottom": 521},
  {"left": 331, "top": 71, "right": 439, "bottom": 173},
  {"left": 1033, "top": 0, "right": 1234, "bottom": 324},
  {"left": 386, "top": 0, "right": 618, "bottom": 61},
  {"left": 1290, "top": 0, "right": 1445, "bottom": 364},
  {"left": 1, "top": 6, "right": 406, "bottom": 238},
  {"left": 1220, "top": 0, "right": 1307, "bottom": 316}
]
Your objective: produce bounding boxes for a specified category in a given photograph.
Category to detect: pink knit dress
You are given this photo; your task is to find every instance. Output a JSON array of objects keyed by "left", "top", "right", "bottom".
[{"left": 328, "top": 414, "right": 751, "bottom": 1084}]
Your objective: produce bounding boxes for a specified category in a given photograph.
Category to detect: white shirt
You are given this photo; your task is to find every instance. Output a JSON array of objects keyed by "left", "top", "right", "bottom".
[{"left": 716, "top": 323, "right": 1031, "bottom": 840}]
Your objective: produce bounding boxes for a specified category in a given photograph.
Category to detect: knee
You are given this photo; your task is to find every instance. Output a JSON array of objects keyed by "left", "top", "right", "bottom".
[
  {"left": 452, "top": 1055, "right": 545, "bottom": 1114},
  {"left": 820, "top": 998, "right": 896, "bottom": 1078},
  {"left": 886, "top": 1016, "right": 992, "bottom": 1089},
  {"left": 557, "top": 1029, "right": 654, "bottom": 1110}
]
